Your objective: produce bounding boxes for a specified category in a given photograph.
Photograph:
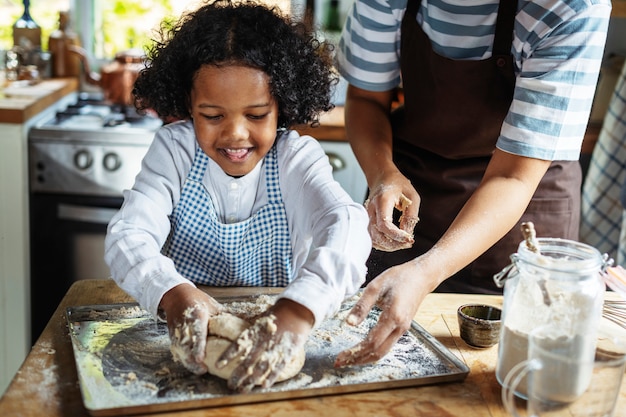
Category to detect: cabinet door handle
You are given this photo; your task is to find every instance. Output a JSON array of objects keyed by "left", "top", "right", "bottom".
[{"left": 326, "top": 152, "right": 345, "bottom": 172}]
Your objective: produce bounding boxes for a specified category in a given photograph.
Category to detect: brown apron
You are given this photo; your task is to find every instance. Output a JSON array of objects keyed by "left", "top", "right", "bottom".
[{"left": 366, "top": 0, "right": 581, "bottom": 293}]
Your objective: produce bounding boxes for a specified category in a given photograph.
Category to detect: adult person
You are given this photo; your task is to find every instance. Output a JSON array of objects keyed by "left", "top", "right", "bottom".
[{"left": 333, "top": 0, "right": 611, "bottom": 367}]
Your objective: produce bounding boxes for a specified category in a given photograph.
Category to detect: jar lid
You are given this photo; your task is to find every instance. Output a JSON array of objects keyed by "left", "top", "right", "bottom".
[{"left": 516, "top": 238, "right": 604, "bottom": 276}]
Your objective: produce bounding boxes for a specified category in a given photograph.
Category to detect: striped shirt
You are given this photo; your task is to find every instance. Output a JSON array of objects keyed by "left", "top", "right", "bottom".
[{"left": 336, "top": 0, "right": 612, "bottom": 161}]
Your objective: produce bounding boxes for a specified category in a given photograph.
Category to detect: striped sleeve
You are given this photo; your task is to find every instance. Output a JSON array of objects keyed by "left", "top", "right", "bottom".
[
  {"left": 336, "top": 0, "right": 407, "bottom": 91},
  {"left": 498, "top": 0, "right": 612, "bottom": 160},
  {"left": 336, "top": 0, "right": 612, "bottom": 161}
]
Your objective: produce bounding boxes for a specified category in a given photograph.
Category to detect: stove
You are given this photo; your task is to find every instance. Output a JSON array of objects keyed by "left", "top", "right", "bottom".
[
  {"left": 29, "top": 93, "right": 163, "bottom": 197},
  {"left": 28, "top": 93, "right": 163, "bottom": 343}
]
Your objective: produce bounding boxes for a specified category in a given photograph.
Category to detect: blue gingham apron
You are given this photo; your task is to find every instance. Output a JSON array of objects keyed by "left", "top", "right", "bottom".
[{"left": 163, "top": 144, "right": 293, "bottom": 286}]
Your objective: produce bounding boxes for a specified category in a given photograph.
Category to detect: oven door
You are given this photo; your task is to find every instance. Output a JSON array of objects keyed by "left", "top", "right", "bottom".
[{"left": 29, "top": 193, "right": 121, "bottom": 343}]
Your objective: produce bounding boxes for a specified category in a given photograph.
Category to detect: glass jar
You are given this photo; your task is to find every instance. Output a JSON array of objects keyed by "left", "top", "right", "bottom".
[{"left": 493, "top": 238, "right": 609, "bottom": 399}]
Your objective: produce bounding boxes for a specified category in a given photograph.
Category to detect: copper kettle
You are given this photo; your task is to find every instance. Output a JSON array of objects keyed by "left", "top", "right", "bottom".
[{"left": 68, "top": 45, "right": 145, "bottom": 106}]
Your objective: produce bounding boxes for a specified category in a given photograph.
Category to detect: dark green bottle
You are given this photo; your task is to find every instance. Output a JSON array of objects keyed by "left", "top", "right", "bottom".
[
  {"left": 324, "top": 0, "right": 341, "bottom": 32},
  {"left": 13, "top": 0, "right": 42, "bottom": 48}
]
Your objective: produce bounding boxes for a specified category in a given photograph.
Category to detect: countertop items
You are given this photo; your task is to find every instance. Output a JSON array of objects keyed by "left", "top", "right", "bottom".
[
  {"left": 457, "top": 304, "right": 502, "bottom": 348},
  {"left": 0, "top": 78, "right": 79, "bottom": 123},
  {"left": 2, "top": 279, "right": 624, "bottom": 416}
]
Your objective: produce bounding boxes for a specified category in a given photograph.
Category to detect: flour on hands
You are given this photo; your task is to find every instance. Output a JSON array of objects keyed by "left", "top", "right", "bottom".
[
  {"left": 212, "top": 313, "right": 306, "bottom": 392},
  {"left": 366, "top": 187, "right": 417, "bottom": 251}
]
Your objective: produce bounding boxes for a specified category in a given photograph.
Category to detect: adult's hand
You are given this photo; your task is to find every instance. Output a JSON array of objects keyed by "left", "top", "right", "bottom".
[
  {"left": 334, "top": 259, "right": 436, "bottom": 367},
  {"left": 217, "top": 298, "right": 313, "bottom": 392},
  {"left": 159, "top": 283, "right": 223, "bottom": 374},
  {"left": 365, "top": 173, "right": 420, "bottom": 252},
  {"left": 344, "top": 85, "right": 419, "bottom": 251}
]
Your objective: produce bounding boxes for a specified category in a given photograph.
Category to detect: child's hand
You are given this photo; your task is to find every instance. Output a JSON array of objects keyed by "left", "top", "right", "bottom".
[
  {"left": 217, "top": 298, "right": 314, "bottom": 392},
  {"left": 159, "top": 284, "right": 223, "bottom": 374}
]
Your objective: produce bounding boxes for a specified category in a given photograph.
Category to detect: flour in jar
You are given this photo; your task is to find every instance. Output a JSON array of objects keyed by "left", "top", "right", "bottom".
[
  {"left": 496, "top": 271, "right": 601, "bottom": 399},
  {"left": 499, "top": 326, "right": 597, "bottom": 402},
  {"left": 531, "top": 333, "right": 596, "bottom": 403}
]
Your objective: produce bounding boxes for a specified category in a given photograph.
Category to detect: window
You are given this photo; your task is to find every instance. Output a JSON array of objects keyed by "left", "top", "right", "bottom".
[
  {"left": 1, "top": 0, "right": 71, "bottom": 50},
  {"left": 78, "top": 0, "right": 293, "bottom": 60},
  {"left": 74, "top": 0, "right": 201, "bottom": 60},
  {"left": 2, "top": 1, "right": 296, "bottom": 58}
]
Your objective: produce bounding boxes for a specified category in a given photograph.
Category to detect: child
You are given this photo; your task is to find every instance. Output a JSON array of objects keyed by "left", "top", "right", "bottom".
[{"left": 104, "top": 0, "right": 371, "bottom": 392}]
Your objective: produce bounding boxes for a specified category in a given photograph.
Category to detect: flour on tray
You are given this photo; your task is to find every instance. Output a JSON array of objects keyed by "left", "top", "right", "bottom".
[{"left": 66, "top": 294, "right": 466, "bottom": 412}]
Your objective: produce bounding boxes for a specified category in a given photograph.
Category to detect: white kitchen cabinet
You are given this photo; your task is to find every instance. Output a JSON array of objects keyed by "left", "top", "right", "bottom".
[
  {"left": 0, "top": 89, "right": 77, "bottom": 396},
  {"left": 319, "top": 140, "right": 367, "bottom": 204}
]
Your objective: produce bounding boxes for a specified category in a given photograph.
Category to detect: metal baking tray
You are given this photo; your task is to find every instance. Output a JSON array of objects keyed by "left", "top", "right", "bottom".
[{"left": 66, "top": 294, "right": 469, "bottom": 416}]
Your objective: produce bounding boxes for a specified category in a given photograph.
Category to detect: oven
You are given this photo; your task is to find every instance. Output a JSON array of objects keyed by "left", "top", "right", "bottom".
[
  {"left": 28, "top": 94, "right": 162, "bottom": 342},
  {"left": 29, "top": 193, "right": 122, "bottom": 340}
]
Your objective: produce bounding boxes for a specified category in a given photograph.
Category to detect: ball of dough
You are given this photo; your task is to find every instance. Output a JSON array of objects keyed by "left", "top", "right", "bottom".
[
  {"left": 208, "top": 312, "right": 249, "bottom": 341},
  {"left": 205, "top": 336, "right": 244, "bottom": 380},
  {"left": 204, "top": 313, "right": 305, "bottom": 383}
]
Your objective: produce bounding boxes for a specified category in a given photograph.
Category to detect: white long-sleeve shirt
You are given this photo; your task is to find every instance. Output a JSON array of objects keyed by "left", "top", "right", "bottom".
[{"left": 105, "top": 120, "right": 371, "bottom": 325}]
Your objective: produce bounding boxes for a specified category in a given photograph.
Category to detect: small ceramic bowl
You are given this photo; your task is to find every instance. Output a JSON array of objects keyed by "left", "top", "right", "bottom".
[{"left": 457, "top": 304, "right": 502, "bottom": 348}]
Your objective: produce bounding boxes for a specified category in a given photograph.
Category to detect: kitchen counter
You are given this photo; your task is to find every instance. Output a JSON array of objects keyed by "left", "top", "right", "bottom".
[
  {"left": 613, "top": 0, "right": 626, "bottom": 17},
  {"left": 0, "top": 77, "right": 338, "bottom": 136},
  {"left": 2, "top": 279, "right": 624, "bottom": 417},
  {"left": 294, "top": 105, "right": 346, "bottom": 142},
  {"left": 0, "top": 78, "right": 79, "bottom": 124}
]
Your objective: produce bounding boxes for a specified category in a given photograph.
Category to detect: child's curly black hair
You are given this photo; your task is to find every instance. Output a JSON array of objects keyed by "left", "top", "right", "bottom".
[{"left": 133, "top": 0, "right": 337, "bottom": 129}]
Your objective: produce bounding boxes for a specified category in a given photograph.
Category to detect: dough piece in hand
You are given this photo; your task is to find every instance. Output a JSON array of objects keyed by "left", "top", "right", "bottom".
[
  {"left": 204, "top": 312, "right": 306, "bottom": 383},
  {"left": 397, "top": 193, "right": 412, "bottom": 212},
  {"left": 371, "top": 193, "right": 416, "bottom": 252}
]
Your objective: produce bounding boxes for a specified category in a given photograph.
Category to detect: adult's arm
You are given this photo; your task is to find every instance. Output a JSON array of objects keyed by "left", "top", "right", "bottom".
[
  {"left": 345, "top": 85, "right": 420, "bottom": 248},
  {"left": 336, "top": 148, "right": 551, "bottom": 366}
]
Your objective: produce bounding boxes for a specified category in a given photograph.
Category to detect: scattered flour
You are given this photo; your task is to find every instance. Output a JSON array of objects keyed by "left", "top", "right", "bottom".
[{"left": 66, "top": 295, "right": 465, "bottom": 413}]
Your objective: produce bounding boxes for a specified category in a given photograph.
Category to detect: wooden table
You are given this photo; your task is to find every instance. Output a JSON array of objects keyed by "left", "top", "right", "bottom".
[{"left": 1, "top": 279, "right": 624, "bottom": 417}]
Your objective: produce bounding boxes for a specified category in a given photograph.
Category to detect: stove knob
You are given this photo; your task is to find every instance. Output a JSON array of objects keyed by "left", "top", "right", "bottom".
[
  {"left": 74, "top": 150, "right": 93, "bottom": 170},
  {"left": 103, "top": 152, "right": 122, "bottom": 172}
]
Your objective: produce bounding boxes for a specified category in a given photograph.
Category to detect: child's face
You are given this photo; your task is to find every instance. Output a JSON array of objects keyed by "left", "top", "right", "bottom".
[{"left": 190, "top": 65, "right": 279, "bottom": 177}]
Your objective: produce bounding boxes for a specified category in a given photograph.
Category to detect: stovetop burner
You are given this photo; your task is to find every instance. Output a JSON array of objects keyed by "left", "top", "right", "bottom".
[
  {"left": 49, "top": 92, "right": 163, "bottom": 131},
  {"left": 28, "top": 91, "right": 163, "bottom": 196},
  {"left": 30, "top": 92, "right": 164, "bottom": 145}
]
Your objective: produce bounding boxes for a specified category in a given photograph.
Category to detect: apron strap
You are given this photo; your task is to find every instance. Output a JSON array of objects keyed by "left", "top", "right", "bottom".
[{"left": 493, "top": 1, "right": 517, "bottom": 56}]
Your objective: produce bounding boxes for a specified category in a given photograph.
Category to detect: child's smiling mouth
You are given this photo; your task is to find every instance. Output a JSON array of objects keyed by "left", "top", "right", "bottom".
[{"left": 221, "top": 148, "right": 253, "bottom": 162}]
